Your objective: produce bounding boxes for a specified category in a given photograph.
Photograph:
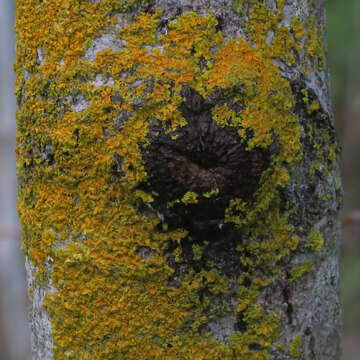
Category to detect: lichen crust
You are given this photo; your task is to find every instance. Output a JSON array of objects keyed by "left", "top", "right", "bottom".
[{"left": 15, "top": 0, "right": 337, "bottom": 359}]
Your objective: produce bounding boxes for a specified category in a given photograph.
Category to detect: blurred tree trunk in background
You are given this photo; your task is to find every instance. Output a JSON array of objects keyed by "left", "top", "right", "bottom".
[
  {"left": 342, "top": 0, "right": 360, "bottom": 175},
  {"left": 333, "top": 2, "right": 360, "bottom": 359},
  {"left": 0, "top": 1, "right": 31, "bottom": 360},
  {"left": 15, "top": 1, "right": 342, "bottom": 359}
]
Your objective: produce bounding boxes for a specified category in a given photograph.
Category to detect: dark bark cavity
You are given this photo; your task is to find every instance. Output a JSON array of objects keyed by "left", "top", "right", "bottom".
[{"left": 139, "top": 86, "right": 270, "bottom": 234}]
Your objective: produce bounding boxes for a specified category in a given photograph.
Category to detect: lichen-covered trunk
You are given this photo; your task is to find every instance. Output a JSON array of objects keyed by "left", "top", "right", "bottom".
[{"left": 15, "top": 0, "right": 342, "bottom": 359}]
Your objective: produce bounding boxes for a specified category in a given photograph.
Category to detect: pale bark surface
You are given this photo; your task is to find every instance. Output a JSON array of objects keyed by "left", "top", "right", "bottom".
[{"left": 16, "top": 0, "right": 341, "bottom": 359}]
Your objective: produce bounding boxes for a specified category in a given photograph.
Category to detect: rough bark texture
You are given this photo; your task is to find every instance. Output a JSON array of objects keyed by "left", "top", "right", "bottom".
[{"left": 15, "top": 0, "right": 342, "bottom": 359}]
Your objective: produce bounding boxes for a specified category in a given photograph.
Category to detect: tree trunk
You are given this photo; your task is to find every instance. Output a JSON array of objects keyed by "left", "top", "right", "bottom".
[{"left": 15, "top": 1, "right": 342, "bottom": 359}]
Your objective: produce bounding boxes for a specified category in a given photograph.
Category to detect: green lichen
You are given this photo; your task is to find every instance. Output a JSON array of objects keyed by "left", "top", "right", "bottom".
[
  {"left": 202, "top": 188, "right": 219, "bottom": 198},
  {"left": 307, "top": 100, "right": 320, "bottom": 114},
  {"left": 301, "top": 89, "right": 309, "bottom": 104},
  {"left": 291, "top": 17, "right": 306, "bottom": 41},
  {"left": 306, "top": 115, "right": 339, "bottom": 179},
  {"left": 306, "top": 15, "right": 325, "bottom": 71},
  {"left": 181, "top": 191, "right": 199, "bottom": 205},
  {"left": 192, "top": 244, "right": 202, "bottom": 261},
  {"left": 306, "top": 227, "right": 324, "bottom": 252},
  {"left": 334, "top": 177, "right": 341, "bottom": 190},
  {"left": 289, "top": 335, "right": 302, "bottom": 359},
  {"left": 289, "top": 261, "right": 313, "bottom": 283}
]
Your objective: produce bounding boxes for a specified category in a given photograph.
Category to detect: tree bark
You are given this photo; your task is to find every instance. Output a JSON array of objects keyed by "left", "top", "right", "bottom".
[{"left": 15, "top": 0, "right": 342, "bottom": 359}]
